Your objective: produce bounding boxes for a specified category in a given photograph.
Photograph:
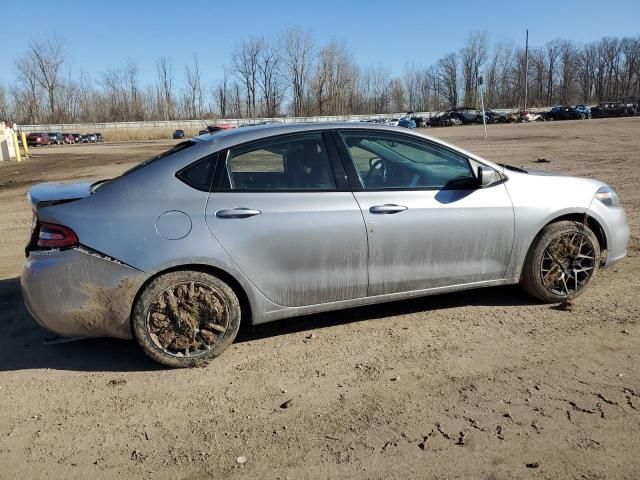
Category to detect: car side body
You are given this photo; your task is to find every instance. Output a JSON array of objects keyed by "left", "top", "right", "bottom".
[
  {"left": 26, "top": 132, "right": 51, "bottom": 146},
  {"left": 48, "top": 132, "right": 65, "bottom": 145},
  {"left": 21, "top": 123, "right": 629, "bottom": 345}
]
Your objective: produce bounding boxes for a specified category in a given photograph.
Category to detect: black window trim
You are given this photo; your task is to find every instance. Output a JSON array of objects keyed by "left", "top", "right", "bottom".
[
  {"left": 216, "top": 130, "right": 351, "bottom": 193},
  {"left": 331, "top": 128, "right": 498, "bottom": 192},
  {"left": 175, "top": 151, "right": 222, "bottom": 192}
]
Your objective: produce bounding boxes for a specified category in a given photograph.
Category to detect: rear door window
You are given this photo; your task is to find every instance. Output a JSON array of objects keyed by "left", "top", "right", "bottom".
[{"left": 226, "top": 133, "right": 336, "bottom": 191}]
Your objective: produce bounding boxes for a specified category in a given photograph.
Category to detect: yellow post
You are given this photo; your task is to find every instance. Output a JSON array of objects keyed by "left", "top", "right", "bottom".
[
  {"left": 20, "top": 131, "right": 30, "bottom": 158},
  {"left": 12, "top": 132, "right": 21, "bottom": 163}
]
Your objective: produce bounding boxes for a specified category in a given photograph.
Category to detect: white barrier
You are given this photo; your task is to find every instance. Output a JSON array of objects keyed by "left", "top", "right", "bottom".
[{"left": 16, "top": 108, "right": 549, "bottom": 133}]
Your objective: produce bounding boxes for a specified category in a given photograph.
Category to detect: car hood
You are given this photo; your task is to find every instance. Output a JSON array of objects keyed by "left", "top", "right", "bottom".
[
  {"left": 28, "top": 181, "right": 94, "bottom": 209},
  {"left": 498, "top": 163, "right": 565, "bottom": 176},
  {"left": 521, "top": 167, "right": 565, "bottom": 176}
]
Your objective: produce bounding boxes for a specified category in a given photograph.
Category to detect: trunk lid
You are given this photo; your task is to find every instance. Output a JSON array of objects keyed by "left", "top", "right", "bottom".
[{"left": 28, "top": 181, "right": 95, "bottom": 209}]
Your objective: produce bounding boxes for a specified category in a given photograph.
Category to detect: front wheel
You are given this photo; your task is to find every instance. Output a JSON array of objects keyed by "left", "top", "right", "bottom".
[
  {"left": 521, "top": 221, "right": 600, "bottom": 303},
  {"left": 132, "top": 270, "right": 241, "bottom": 368}
]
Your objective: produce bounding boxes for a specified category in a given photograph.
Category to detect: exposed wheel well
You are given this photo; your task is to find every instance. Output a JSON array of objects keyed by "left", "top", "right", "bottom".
[
  {"left": 543, "top": 213, "right": 607, "bottom": 251},
  {"left": 130, "top": 264, "right": 253, "bottom": 330}
]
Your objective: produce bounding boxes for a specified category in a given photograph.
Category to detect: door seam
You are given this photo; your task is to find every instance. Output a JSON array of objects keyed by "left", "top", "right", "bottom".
[{"left": 350, "top": 192, "right": 372, "bottom": 297}]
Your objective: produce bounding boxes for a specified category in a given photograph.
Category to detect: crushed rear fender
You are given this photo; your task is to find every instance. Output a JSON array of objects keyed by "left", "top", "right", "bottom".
[{"left": 21, "top": 247, "right": 149, "bottom": 339}]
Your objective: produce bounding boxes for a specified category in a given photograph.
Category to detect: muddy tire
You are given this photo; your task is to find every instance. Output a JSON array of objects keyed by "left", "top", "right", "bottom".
[
  {"left": 132, "top": 270, "right": 241, "bottom": 368},
  {"left": 521, "top": 221, "right": 600, "bottom": 303}
]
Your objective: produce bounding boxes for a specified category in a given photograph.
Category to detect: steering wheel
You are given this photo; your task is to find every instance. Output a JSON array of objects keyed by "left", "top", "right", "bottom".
[{"left": 364, "top": 157, "right": 387, "bottom": 186}]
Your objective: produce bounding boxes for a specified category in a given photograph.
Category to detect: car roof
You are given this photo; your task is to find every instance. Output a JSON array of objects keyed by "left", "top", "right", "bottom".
[
  {"left": 181, "top": 121, "right": 499, "bottom": 171},
  {"left": 194, "top": 122, "right": 421, "bottom": 145}
]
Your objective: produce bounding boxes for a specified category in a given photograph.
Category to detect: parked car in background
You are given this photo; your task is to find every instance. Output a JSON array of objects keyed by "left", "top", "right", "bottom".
[
  {"left": 385, "top": 118, "right": 400, "bottom": 126},
  {"left": 198, "top": 124, "right": 234, "bottom": 135},
  {"left": 94, "top": 133, "right": 103, "bottom": 142},
  {"left": 450, "top": 107, "right": 482, "bottom": 125},
  {"left": 505, "top": 111, "right": 520, "bottom": 123},
  {"left": 591, "top": 101, "right": 637, "bottom": 118},
  {"left": 574, "top": 105, "right": 592, "bottom": 119},
  {"left": 519, "top": 110, "right": 545, "bottom": 122},
  {"left": 26, "top": 132, "right": 51, "bottom": 146},
  {"left": 63, "top": 133, "right": 75, "bottom": 144},
  {"left": 397, "top": 117, "right": 416, "bottom": 128},
  {"left": 81, "top": 134, "right": 97, "bottom": 143},
  {"left": 411, "top": 116, "right": 426, "bottom": 128},
  {"left": 72, "top": 133, "right": 82, "bottom": 143},
  {"left": 173, "top": 129, "right": 186, "bottom": 139},
  {"left": 21, "top": 122, "right": 629, "bottom": 367},
  {"left": 48, "top": 132, "right": 65, "bottom": 145},
  {"left": 484, "top": 110, "right": 507, "bottom": 123},
  {"left": 545, "top": 106, "right": 590, "bottom": 121},
  {"left": 426, "top": 112, "right": 461, "bottom": 127},
  {"left": 207, "top": 124, "right": 233, "bottom": 133}
]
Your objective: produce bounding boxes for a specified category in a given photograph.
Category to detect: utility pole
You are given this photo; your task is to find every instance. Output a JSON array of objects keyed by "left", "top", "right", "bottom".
[
  {"left": 524, "top": 28, "right": 529, "bottom": 111},
  {"left": 478, "top": 76, "right": 487, "bottom": 140}
]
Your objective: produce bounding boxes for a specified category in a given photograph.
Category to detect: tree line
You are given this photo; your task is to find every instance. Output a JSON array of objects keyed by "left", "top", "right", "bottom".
[{"left": 1, "top": 29, "right": 639, "bottom": 125}]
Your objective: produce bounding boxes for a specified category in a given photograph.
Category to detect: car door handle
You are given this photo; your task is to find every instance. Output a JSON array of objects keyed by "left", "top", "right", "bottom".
[
  {"left": 369, "top": 204, "right": 408, "bottom": 214},
  {"left": 216, "top": 208, "right": 262, "bottom": 219}
]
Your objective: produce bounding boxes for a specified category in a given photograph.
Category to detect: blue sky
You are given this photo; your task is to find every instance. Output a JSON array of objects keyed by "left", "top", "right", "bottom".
[{"left": 2, "top": 0, "right": 639, "bottom": 88}]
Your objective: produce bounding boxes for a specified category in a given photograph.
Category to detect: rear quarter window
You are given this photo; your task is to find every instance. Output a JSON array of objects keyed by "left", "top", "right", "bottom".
[{"left": 176, "top": 153, "right": 219, "bottom": 192}]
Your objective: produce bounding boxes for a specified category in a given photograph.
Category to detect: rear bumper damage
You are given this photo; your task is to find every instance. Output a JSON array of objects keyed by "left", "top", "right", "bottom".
[{"left": 21, "top": 248, "right": 149, "bottom": 339}]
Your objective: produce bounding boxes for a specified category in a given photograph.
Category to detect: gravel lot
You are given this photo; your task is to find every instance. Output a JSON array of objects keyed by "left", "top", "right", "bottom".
[{"left": 0, "top": 118, "right": 638, "bottom": 479}]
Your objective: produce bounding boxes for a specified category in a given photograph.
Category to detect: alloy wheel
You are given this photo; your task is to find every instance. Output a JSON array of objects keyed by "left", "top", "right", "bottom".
[
  {"left": 146, "top": 281, "right": 230, "bottom": 358},
  {"left": 540, "top": 232, "right": 596, "bottom": 296}
]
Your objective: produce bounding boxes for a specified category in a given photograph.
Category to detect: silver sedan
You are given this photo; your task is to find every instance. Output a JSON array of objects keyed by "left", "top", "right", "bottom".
[{"left": 21, "top": 123, "right": 630, "bottom": 367}]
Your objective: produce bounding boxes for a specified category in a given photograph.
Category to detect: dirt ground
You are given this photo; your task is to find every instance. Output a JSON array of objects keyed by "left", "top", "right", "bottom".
[{"left": 0, "top": 119, "right": 638, "bottom": 479}]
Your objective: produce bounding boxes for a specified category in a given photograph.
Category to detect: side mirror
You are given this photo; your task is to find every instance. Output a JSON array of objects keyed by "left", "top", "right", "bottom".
[{"left": 477, "top": 165, "right": 501, "bottom": 187}]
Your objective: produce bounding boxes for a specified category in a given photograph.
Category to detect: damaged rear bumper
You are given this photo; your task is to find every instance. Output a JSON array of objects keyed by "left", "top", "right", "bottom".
[{"left": 21, "top": 248, "right": 149, "bottom": 339}]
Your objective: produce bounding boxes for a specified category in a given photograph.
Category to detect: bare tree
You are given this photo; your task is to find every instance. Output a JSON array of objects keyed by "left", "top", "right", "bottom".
[
  {"left": 437, "top": 53, "right": 459, "bottom": 109},
  {"left": 461, "top": 31, "right": 489, "bottom": 107},
  {"left": 389, "top": 78, "right": 406, "bottom": 112},
  {"left": 558, "top": 41, "right": 578, "bottom": 104},
  {"left": 0, "top": 84, "right": 10, "bottom": 122},
  {"left": 7, "top": 29, "right": 640, "bottom": 124},
  {"left": 544, "top": 40, "right": 562, "bottom": 105},
  {"left": 156, "top": 56, "right": 175, "bottom": 120},
  {"left": 280, "top": 27, "right": 314, "bottom": 116},
  {"left": 15, "top": 54, "right": 41, "bottom": 124},
  {"left": 578, "top": 42, "right": 598, "bottom": 103},
  {"left": 26, "top": 38, "right": 65, "bottom": 121},
  {"left": 125, "top": 60, "right": 144, "bottom": 120},
  {"left": 184, "top": 55, "right": 204, "bottom": 119},
  {"left": 213, "top": 72, "right": 230, "bottom": 118},
  {"left": 231, "top": 38, "right": 263, "bottom": 117},
  {"left": 311, "top": 41, "right": 357, "bottom": 115},
  {"left": 256, "top": 43, "right": 284, "bottom": 117},
  {"left": 620, "top": 37, "right": 640, "bottom": 97}
]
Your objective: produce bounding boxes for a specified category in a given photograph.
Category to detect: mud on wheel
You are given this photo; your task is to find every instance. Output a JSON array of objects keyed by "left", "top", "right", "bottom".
[
  {"left": 132, "top": 271, "right": 241, "bottom": 368},
  {"left": 521, "top": 221, "right": 600, "bottom": 303}
]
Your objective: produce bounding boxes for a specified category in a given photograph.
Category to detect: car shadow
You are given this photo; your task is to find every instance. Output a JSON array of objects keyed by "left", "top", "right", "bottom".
[
  {"left": 236, "top": 284, "right": 539, "bottom": 342},
  {"left": 0, "top": 277, "right": 159, "bottom": 373},
  {"left": 0, "top": 276, "right": 540, "bottom": 373}
]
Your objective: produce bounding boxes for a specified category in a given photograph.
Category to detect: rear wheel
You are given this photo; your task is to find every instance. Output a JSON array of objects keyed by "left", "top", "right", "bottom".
[
  {"left": 521, "top": 221, "right": 600, "bottom": 303},
  {"left": 132, "top": 271, "right": 241, "bottom": 368}
]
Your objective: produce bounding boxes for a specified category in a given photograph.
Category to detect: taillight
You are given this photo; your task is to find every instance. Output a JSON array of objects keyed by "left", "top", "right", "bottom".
[{"left": 37, "top": 223, "right": 79, "bottom": 248}]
